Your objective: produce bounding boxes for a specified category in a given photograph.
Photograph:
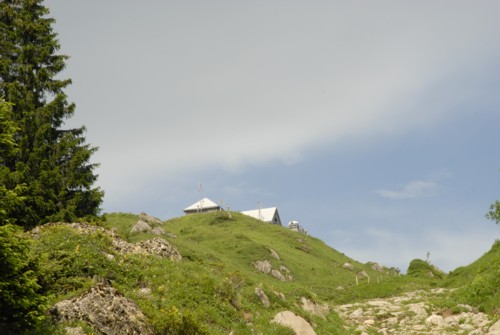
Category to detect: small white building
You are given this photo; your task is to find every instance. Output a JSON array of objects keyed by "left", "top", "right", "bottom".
[
  {"left": 183, "top": 198, "right": 221, "bottom": 214},
  {"left": 241, "top": 207, "right": 282, "bottom": 226},
  {"left": 288, "top": 220, "right": 307, "bottom": 235}
]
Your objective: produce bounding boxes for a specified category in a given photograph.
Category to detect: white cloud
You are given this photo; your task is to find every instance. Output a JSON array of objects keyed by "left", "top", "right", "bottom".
[{"left": 377, "top": 180, "right": 438, "bottom": 200}]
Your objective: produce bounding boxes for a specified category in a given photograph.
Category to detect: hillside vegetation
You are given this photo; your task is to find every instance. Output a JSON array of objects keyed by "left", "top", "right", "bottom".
[
  {"left": 14, "top": 211, "right": 500, "bottom": 334},
  {"left": 443, "top": 240, "right": 500, "bottom": 314}
]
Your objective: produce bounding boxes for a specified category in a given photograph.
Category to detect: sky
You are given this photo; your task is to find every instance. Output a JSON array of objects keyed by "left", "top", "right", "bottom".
[{"left": 45, "top": 1, "right": 500, "bottom": 272}]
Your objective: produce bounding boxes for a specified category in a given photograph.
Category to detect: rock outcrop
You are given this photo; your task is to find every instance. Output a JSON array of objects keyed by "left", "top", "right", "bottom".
[
  {"left": 50, "top": 283, "right": 153, "bottom": 335},
  {"left": 130, "top": 212, "right": 173, "bottom": 236},
  {"left": 32, "top": 222, "right": 182, "bottom": 261}
]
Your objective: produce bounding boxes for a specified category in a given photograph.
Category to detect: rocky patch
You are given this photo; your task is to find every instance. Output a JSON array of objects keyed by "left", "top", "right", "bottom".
[{"left": 335, "top": 288, "right": 496, "bottom": 335}]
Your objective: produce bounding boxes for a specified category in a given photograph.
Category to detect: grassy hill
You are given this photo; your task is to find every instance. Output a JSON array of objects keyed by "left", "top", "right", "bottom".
[
  {"left": 443, "top": 239, "right": 500, "bottom": 314},
  {"left": 25, "top": 211, "right": 499, "bottom": 334},
  {"left": 101, "top": 211, "right": 385, "bottom": 334}
]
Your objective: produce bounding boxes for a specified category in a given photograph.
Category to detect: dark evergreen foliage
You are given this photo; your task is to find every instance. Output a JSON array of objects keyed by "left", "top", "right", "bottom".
[
  {"left": 0, "top": 100, "right": 25, "bottom": 224},
  {"left": 0, "top": 0, "right": 103, "bottom": 228},
  {"left": 0, "top": 224, "right": 46, "bottom": 334}
]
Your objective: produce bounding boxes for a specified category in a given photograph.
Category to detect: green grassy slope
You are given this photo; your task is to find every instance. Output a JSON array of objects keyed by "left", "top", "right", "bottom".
[
  {"left": 32, "top": 212, "right": 498, "bottom": 334},
  {"left": 443, "top": 240, "right": 500, "bottom": 314},
  {"left": 100, "top": 211, "right": 399, "bottom": 334}
]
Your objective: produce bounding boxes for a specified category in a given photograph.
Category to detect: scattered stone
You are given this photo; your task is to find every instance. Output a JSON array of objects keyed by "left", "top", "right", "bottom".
[
  {"left": 271, "top": 269, "right": 287, "bottom": 281},
  {"left": 130, "top": 213, "right": 167, "bottom": 235},
  {"left": 254, "top": 260, "right": 293, "bottom": 281},
  {"left": 432, "top": 288, "right": 447, "bottom": 294},
  {"left": 273, "top": 290, "right": 286, "bottom": 301},
  {"left": 357, "top": 270, "right": 370, "bottom": 279},
  {"left": 130, "top": 219, "right": 152, "bottom": 234},
  {"left": 254, "top": 260, "right": 272, "bottom": 274},
  {"left": 151, "top": 226, "right": 165, "bottom": 235},
  {"left": 255, "top": 287, "right": 270, "bottom": 308},
  {"left": 50, "top": 283, "right": 153, "bottom": 335},
  {"left": 425, "top": 314, "right": 444, "bottom": 326},
  {"left": 343, "top": 263, "right": 355, "bottom": 271},
  {"left": 136, "top": 238, "right": 182, "bottom": 261},
  {"left": 138, "top": 287, "right": 152, "bottom": 297},
  {"left": 367, "top": 300, "right": 390, "bottom": 307},
  {"left": 370, "top": 262, "right": 385, "bottom": 272},
  {"left": 407, "top": 302, "right": 427, "bottom": 319},
  {"left": 279, "top": 265, "right": 290, "bottom": 273},
  {"left": 273, "top": 311, "right": 316, "bottom": 335},
  {"left": 364, "top": 319, "right": 375, "bottom": 326},
  {"left": 349, "top": 308, "right": 364, "bottom": 319},
  {"left": 386, "top": 317, "right": 398, "bottom": 326},
  {"left": 269, "top": 248, "right": 281, "bottom": 260},
  {"left": 138, "top": 212, "right": 163, "bottom": 226},
  {"left": 65, "top": 327, "right": 86, "bottom": 335},
  {"left": 457, "top": 304, "right": 474, "bottom": 312},
  {"left": 300, "top": 297, "right": 329, "bottom": 319}
]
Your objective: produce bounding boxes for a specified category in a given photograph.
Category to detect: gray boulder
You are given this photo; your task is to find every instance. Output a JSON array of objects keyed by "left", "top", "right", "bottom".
[
  {"left": 130, "top": 219, "right": 152, "bottom": 234},
  {"left": 273, "top": 311, "right": 316, "bottom": 335}
]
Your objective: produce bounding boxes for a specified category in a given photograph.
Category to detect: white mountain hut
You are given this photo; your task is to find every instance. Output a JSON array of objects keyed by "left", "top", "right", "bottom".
[
  {"left": 183, "top": 198, "right": 222, "bottom": 214},
  {"left": 241, "top": 207, "right": 282, "bottom": 226}
]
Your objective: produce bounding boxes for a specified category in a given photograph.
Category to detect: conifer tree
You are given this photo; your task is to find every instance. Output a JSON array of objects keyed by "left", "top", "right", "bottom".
[
  {"left": 0, "top": 99, "right": 25, "bottom": 224},
  {"left": 0, "top": 0, "right": 103, "bottom": 228}
]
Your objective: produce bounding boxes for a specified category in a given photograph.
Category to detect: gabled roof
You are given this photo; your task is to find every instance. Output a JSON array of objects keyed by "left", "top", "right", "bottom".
[
  {"left": 184, "top": 198, "right": 220, "bottom": 212},
  {"left": 241, "top": 207, "right": 281, "bottom": 225}
]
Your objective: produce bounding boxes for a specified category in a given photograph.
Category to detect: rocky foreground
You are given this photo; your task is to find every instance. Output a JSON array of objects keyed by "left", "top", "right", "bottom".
[{"left": 336, "top": 288, "right": 500, "bottom": 335}]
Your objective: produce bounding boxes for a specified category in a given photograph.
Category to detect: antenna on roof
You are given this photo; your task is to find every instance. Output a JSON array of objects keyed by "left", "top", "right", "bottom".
[{"left": 258, "top": 200, "right": 262, "bottom": 221}]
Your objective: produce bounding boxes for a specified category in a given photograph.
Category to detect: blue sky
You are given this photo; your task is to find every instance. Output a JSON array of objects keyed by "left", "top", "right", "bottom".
[{"left": 45, "top": 1, "right": 500, "bottom": 272}]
